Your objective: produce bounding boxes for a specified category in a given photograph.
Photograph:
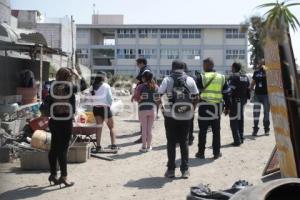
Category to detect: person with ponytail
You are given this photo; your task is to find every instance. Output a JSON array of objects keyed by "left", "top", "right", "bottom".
[
  {"left": 90, "top": 71, "right": 118, "bottom": 152},
  {"left": 133, "top": 70, "right": 158, "bottom": 152}
]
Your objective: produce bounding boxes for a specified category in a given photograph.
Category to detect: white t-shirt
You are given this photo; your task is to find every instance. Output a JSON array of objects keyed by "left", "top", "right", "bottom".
[{"left": 86, "top": 83, "right": 113, "bottom": 106}]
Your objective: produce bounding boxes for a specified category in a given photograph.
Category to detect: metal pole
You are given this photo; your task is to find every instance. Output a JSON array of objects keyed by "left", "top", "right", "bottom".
[
  {"left": 39, "top": 46, "right": 43, "bottom": 101},
  {"left": 71, "top": 15, "right": 74, "bottom": 68}
]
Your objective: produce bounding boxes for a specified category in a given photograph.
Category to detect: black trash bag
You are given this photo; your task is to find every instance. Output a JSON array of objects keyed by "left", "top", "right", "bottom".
[{"left": 188, "top": 180, "right": 252, "bottom": 200}]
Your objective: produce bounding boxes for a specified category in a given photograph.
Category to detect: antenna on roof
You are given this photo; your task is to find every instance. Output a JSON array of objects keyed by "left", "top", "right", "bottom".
[{"left": 93, "top": 3, "right": 96, "bottom": 15}]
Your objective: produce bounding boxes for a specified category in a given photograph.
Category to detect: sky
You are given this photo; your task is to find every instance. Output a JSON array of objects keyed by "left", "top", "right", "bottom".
[{"left": 11, "top": 0, "right": 300, "bottom": 64}]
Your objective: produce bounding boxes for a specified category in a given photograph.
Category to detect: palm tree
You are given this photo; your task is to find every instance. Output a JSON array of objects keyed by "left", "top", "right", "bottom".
[{"left": 258, "top": 0, "right": 300, "bottom": 32}]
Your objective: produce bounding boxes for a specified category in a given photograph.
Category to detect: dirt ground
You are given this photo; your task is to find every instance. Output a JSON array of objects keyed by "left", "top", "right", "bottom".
[{"left": 0, "top": 96, "right": 275, "bottom": 200}]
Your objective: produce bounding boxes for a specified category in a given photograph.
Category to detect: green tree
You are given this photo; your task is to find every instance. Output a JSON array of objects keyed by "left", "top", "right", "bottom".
[{"left": 248, "top": 16, "right": 265, "bottom": 68}]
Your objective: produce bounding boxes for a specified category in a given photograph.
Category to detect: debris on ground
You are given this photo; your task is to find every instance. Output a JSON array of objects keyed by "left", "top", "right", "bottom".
[{"left": 187, "top": 180, "right": 253, "bottom": 200}]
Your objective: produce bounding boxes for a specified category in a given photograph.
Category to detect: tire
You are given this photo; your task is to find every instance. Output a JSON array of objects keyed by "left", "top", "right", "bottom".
[{"left": 231, "top": 178, "right": 300, "bottom": 200}]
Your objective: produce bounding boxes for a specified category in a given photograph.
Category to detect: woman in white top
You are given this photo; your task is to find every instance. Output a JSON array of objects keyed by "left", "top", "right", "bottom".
[{"left": 91, "top": 72, "right": 117, "bottom": 152}]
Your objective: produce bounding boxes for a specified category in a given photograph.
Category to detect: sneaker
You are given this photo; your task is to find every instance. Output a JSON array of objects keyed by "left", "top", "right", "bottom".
[
  {"left": 134, "top": 137, "right": 142, "bottom": 144},
  {"left": 213, "top": 153, "right": 222, "bottom": 159},
  {"left": 231, "top": 142, "right": 241, "bottom": 147},
  {"left": 265, "top": 129, "right": 270, "bottom": 136},
  {"left": 164, "top": 170, "right": 175, "bottom": 178},
  {"left": 109, "top": 144, "right": 119, "bottom": 150},
  {"left": 181, "top": 170, "right": 190, "bottom": 179},
  {"left": 147, "top": 146, "right": 152, "bottom": 152},
  {"left": 195, "top": 152, "right": 205, "bottom": 159},
  {"left": 252, "top": 127, "right": 259, "bottom": 136},
  {"left": 139, "top": 147, "right": 147, "bottom": 153}
]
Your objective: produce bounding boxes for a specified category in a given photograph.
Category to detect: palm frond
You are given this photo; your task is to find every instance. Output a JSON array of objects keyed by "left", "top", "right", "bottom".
[
  {"left": 286, "top": 3, "right": 300, "bottom": 7},
  {"left": 257, "top": 3, "right": 278, "bottom": 9}
]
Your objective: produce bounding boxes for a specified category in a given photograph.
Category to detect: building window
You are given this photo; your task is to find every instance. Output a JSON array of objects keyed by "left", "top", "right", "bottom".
[
  {"left": 160, "top": 49, "right": 180, "bottom": 59},
  {"left": 182, "top": 29, "right": 201, "bottom": 39},
  {"left": 138, "top": 49, "right": 157, "bottom": 59},
  {"left": 160, "top": 70, "right": 171, "bottom": 76},
  {"left": 225, "top": 28, "right": 245, "bottom": 39},
  {"left": 226, "top": 49, "right": 246, "bottom": 60},
  {"left": 182, "top": 49, "right": 201, "bottom": 60},
  {"left": 138, "top": 29, "right": 157, "bottom": 38},
  {"left": 160, "top": 29, "right": 180, "bottom": 38},
  {"left": 117, "top": 49, "right": 136, "bottom": 59},
  {"left": 117, "top": 29, "right": 136, "bottom": 38}
]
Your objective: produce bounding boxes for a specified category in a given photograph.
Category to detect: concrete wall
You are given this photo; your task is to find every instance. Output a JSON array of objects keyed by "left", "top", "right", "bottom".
[
  {"left": 160, "top": 39, "right": 180, "bottom": 45},
  {"left": 203, "top": 49, "right": 224, "bottom": 66},
  {"left": 92, "top": 15, "right": 124, "bottom": 25},
  {"left": 14, "top": 10, "right": 38, "bottom": 29},
  {"left": 116, "top": 38, "right": 136, "bottom": 45},
  {"left": 116, "top": 59, "right": 135, "bottom": 65},
  {"left": 203, "top": 29, "right": 224, "bottom": 45},
  {"left": 77, "top": 29, "right": 90, "bottom": 45},
  {"left": 138, "top": 38, "right": 157, "bottom": 45},
  {"left": 36, "top": 24, "right": 61, "bottom": 49},
  {"left": 0, "top": 56, "right": 49, "bottom": 95},
  {"left": 0, "top": 0, "right": 11, "bottom": 25},
  {"left": 182, "top": 39, "right": 202, "bottom": 45}
]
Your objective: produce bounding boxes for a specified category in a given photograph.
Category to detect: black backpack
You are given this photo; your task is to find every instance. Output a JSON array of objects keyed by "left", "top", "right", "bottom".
[{"left": 169, "top": 75, "right": 193, "bottom": 114}]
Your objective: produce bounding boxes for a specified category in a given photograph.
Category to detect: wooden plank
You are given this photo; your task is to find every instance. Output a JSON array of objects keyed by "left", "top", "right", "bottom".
[{"left": 263, "top": 37, "right": 298, "bottom": 177}]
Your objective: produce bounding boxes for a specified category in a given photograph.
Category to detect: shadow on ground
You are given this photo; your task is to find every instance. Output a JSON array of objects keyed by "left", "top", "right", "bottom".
[
  {"left": 175, "top": 158, "right": 214, "bottom": 168},
  {"left": 117, "top": 132, "right": 141, "bottom": 139},
  {"left": 123, "top": 119, "right": 140, "bottom": 123},
  {"left": 0, "top": 185, "right": 61, "bottom": 200},
  {"left": 4, "top": 167, "right": 48, "bottom": 175},
  {"left": 109, "top": 151, "right": 142, "bottom": 160},
  {"left": 124, "top": 177, "right": 174, "bottom": 189}
]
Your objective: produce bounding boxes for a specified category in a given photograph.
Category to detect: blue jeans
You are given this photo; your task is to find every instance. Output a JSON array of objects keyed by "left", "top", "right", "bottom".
[{"left": 253, "top": 95, "right": 270, "bottom": 131}]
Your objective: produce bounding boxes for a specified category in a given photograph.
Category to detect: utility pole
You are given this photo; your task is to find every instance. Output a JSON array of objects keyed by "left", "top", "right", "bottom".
[{"left": 71, "top": 15, "right": 74, "bottom": 68}]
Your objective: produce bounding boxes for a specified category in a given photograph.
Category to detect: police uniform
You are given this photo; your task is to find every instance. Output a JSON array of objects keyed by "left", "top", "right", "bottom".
[
  {"left": 228, "top": 73, "right": 250, "bottom": 145},
  {"left": 252, "top": 67, "right": 270, "bottom": 135},
  {"left": 196, "top": 71, "right": 230, "bottom": 158}
]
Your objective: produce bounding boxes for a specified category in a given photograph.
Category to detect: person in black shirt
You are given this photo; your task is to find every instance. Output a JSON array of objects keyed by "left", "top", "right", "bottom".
[
  {"left": 227, "top": 63, "right": 250, "bottom": 146},
  {"left": 250, "top": 60, "right": 270, "bottom": 136},
  {"left": 47, "top": 67, "right": 86, "bottom": 188},
  {"left": 132, "top": 58, "right": 152, "bottom": 143}
]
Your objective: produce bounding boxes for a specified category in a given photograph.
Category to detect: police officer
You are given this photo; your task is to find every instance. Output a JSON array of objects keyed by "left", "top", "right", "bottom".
[
  {"left": 250, "top": 59, "right": 270, "bottom": 136},
  {"left": 228, "top": 62, "right": 250, "bottom": 146},
  {"left": 196, "top": 58, "right": 230, "bottom": 159}
]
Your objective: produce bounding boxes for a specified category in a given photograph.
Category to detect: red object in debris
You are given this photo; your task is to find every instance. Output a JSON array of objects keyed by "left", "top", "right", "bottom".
[
  {"left": 29, "top": 117, "right": 49, "bottom": 131},
  {"left": 79, "top": 115, "right": 86, "bottom": 124}
]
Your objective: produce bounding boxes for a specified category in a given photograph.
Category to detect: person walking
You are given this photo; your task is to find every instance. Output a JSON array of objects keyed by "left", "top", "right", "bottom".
[
  {"left": 91, "top": 71, "right": 118, "bottom": 152},
  {"left": 132, "top": 58, "right": 152, "bottom": 144},
  {"left": 227, "top": 62, "right": 250, "bottom": 146},
  {"left": 195, "top": 58, "right": 230, "bottom": 159},
  {"left": 250, "top": 60, "right": 270, "bottom": 136},
  {"left": 158, "top": 60, "right": 199, "bottom": 179},
  {"left": 133, "top": 70, "right": 158, "bottom": 152},
  {"left": 47, "top": 67, "right": 86, "bottom": 188}
]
